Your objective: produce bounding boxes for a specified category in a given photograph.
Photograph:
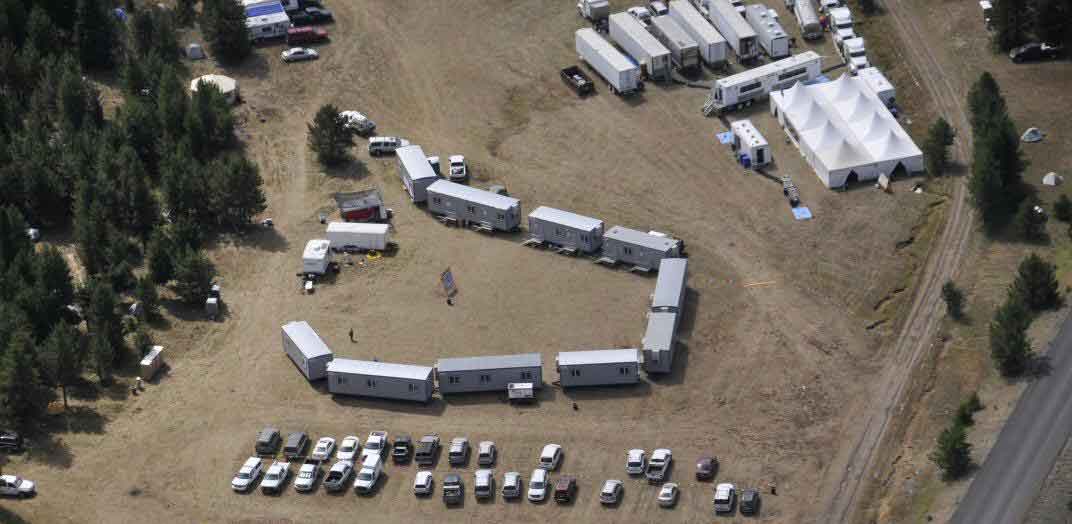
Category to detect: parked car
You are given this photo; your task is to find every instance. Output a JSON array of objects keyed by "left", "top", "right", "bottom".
[
  {"left": 599, "top": 479, "right": 623, "bottom": 505},
  {"left": 304, "top": 6, "right": 333, "bottom": 22},
  {"left": 627, "top": 6, "right": 652, "bottom": 25},
  {"left": 294, "top": 459, "right": 320, "bottom": 492},
  {"left": 414, "top": 471, "right": 434, "bottom": 496},
  {"left": 283, "top": 432, "right": 309, "bottom": 459},
  {"left": 362, "top": 430, "right": 388, "bottom": 461},
  {"left": 477, "top": 441, "right": 496, "bottom": 466},
  {"left": 1010, "top": 42, "right": 1062, "bottom": 63},
  {"left": 0, "top": 430, "right": 23, "bottom": 452},
  {"left": 474, "top": 469, "right": 495, "bottom": 500},
  {"left": 231, "top": 457, "right": 263, "bottom": 492},
  {"left": 260, "top": 461, "right": 291, "bottom": 494},
  {"left": 368, "top": 137, "right": 410, "bottom": 156},
  {"left": 336, "top": 435, "right": 360, "bottom": 461},
  {"left": 502, "top": 471, "right": 522, "bottom": 499},
  {"left": 415, "top": 433, "right": 441, "bottom": 465},
  {"left": 657, "top": 482, "right": 679, "bottom": 507},
  {"left": 427, "top": 155, "right": 441, "bottom": 176},
  {"left": 696, "top": 456, "right": 718, "bottom": 481},
  {"left": 626, "top": 449, "right": 646, "bottom": 475},
  {"left": 539, "top": 444, "right": 563, "bottom": 470},
  {"left": 648, "top": 0, "right": 668, "bottom": 15},
  {"left": 0, "top": 475, "right": 35, "bottom": 498},
  {"left": 286, "top": 26, "right": 328, "bottom": 45},
  {"left": 339, "top": 111, "right": 376, "bottom": 136},
  {"left": 553, "top": 476, "right": 577, "bottom": 503},
  {"left": 714, "top": 482, "right": 736, "bottom": 513},
  {"left": 448, "top": 437, "right": 470, "bottom": 466},
  {"left": 646, "top": 448, "right": 672, "bottom": 483},
  {"left": 322, "top": 460, "right": 354, "bottom": 492},
  {"left": 255, "top": 427, "right": 281, "bottom": 455},
  {"left": 392, "top": 435, "right": 413, "bottom": 463},
  {"left": 443, "top": 473, "right": 464, "bottom": 504},
  {"left": 528, "top": 468, "right": 548, "bottom": 502},
  {"left": 280, "top": 47, "right": 319, "bottom": 63},
  {"left": 740, "top": 488, "right": 760, "bottom": 515},
  {"left": 289, "top": 11, "right": 313, "bottom": 26},
  {"left": 311, "top": 437, "right": 335, "bottom": 461},
  {"left": 447, "top": 155, "right": 468, "bottom": 182},
  {"left": 353, "top": 454, "right": 383, "bottom": 494}
]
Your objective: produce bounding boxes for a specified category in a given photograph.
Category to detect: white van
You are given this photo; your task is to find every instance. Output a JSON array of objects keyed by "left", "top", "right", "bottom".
[
  {"left": 368, "top": 136, "right": 411, "bottom": 156},
  {"left": 353, "top": 454, "right": 383, "bottom": 493}
]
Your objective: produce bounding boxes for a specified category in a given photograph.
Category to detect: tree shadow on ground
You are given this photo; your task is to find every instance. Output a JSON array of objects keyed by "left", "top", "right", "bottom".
[
  {"left": 160, "top": 298, "right": 216, "bottom": 323},
  {"left": 0, "top": 507, "right": 31, "bottom": 523},
  {"left": 207, "top": 225, "right": 290, "bottom": 254},
  {"left": 321, "top": 157, "right": 370, "bottom": 180}
]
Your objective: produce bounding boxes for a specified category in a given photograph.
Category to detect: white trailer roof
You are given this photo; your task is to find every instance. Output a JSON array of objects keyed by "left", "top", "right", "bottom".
[
  {"left": 605, "top": 226, "right": 678, "bottom": 251},
  {"left": 730, "top": 119, "right": 769, "bottom": 148},
  {"left": 396, "top": 145, "right": 439, "bottom": 182},
  {"left": 717, "top": 51, "right": 821, "bottom": 89},
  {"left": 437, "top": 353, "right": 542, "bottom": 373},
  {"left": 528, "top": 206, "right": 603, "bottom": 232},
  {"left": 709, "top": 0, "right": 757, "bottom": 38},
  {"left": 427, "top": 180, "right": 520, "bottom": 211},
  {"left": 745, "top": 5, "right": 787, "bottom": 40},
  {"left": 609, "top": 12, "right": 670, "bottom": 57},
  {"left": 651, "top": 15, "right": 697, "bottom": 50},
  {"left": 576, "top": 28, "right": 637, "bottom": 73},
  {"left": 327, "top": 357, "right": 433, "bottom": 381},
  {"left": 302, "top": 239, "right": 331, "bottom": 260},
  {"left": 652, "top": 258, "right": 688, "bottom": 308},
  {"left": 558, "top": 348, "right": 640, "bottom": 366},
  {"left": 668, "top": 0, "right": 726, "bottom": 45},
  {"left": 643, "top": 312, "right": 677, "bottom": 348},
  {"left": 857, "top": 67, "right": 894, "bottom": 96},
  {"left": 245, "top": 11, "right": 288, "bottom": 28},
  {"left": 282, "top": 321, "right": 332, "bottom": 359},
  {"left": 326, "top": 222, "right": 390, "bottom": 235}
]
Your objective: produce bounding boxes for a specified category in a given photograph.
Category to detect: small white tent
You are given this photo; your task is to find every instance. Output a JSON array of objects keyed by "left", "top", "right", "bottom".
[
  {"left": 186, "top": 43, "right": 205, "bottom": 60},
  {"left": 190, "top": 74, "right": 239, "bottom": 104},
  {"left": 1043, "top": 172, "right": 1063, "bottom": 186}
]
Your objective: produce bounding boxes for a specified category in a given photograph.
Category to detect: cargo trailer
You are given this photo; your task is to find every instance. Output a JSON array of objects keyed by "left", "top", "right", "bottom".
[
  {"left": 599, "top": 226, "right": 683, "bottom": 271},
  {"left": 704, "top": 0, "right": 758, "bottom": 62},
  {"left": 426, "top": 180, "right": 521, "bottom": 232},
  {"left": 556, "top": 349, "right": 641, "bottom": 387},
  {"left": 281, "top": 321, "right": 334, "bottom": 381},
  {"left": 641, "top": 312, "right": 677, "bottom": 373},
  {"left": 325, "top": 222, "right": 390, "bottom": 252},
  {"left": 790, "top": 0, "right": 823, "bottom": 39},
  {"left": 334, "top": 189, "right": 388, "bottom": 222},
  {"left": 609, "top": 12, "right": 672, "bottom": 81},
  {"left": 396, "top": 145, "right": 439, "bottom": 203},
  {"left": 648, "top": 15, "right": 701, "bottom": 71},
  {"left": 436, "top": 353, "right": 543, "bottom": 394},
  {"left": 668, "top": 0, "right": 728, "bottom": 67},
  {"left": 527, "top": 206, "right": 604, "bottom": 254},
  {"left": 702, "top": 51, "right": 822, "bottom": 115},
  {"left": 326, "top": 358, "right": 434, "bottom": 402},
  {"left": 575, "top": 29, "right": 643, "bottom": 95},
  {"left": 744, "top": 5, "right": 790, "bottom": 58},
  {"left": 730, "top": 119, "right": 771, "bottom": 168},
  {"left": 302, "top": 239, "right": 332, "bottom": 275}
]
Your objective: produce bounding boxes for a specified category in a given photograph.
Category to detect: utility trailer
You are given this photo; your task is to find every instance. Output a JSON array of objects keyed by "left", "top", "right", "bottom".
[
  {"left": 648, "top": 15, "right": 701, "bottom": 71},
  {"left": 704, "top": 0, "right": 759, "bottom": 62},
  {"left": 575, "top": 28, "right": 643, "bottom": 95},
  {"left": 560, "top": 66, "right": 595, "bottom": 96},
  {"left": 786, "top": 0, "right": 823, "bottom": 39},
  {"left": 301, "top": 239, "right": 333, "bottom": 276},
  {"left": 668, "top": 0, "right": 728, "bottom": 67},
  {"left": 609, "top": 12, "right": 673, "bottom": 81},
  {"left": 744, "top": 5, "right": 790, "bottom": 59},
  {"left": 702, "top": 51, "right": 822, "bottom": 116},
  {"left": 325, "top": 222, "right": 390, "bottom": 252},
  {"left": 334, "top": 189, "right": 388, "bottom": 222}
]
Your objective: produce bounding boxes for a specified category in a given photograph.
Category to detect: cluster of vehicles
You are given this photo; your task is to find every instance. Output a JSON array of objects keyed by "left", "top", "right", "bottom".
[
  {"left": 275, "top": 0, "right": 334, "bottom": 63},
  {"left": 233, "top": 427, "right": 760, "bottom": 515},
  {"left": 0, "top": 429, "right": 36, "bottom": 498}
]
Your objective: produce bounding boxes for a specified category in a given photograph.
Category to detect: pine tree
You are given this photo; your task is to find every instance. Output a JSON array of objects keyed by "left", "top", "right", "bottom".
[
  {"left": 210, "top": 154, "right": 266, "bottom": 228},
  {"left": 942, "top": 280, "right": 966, "bottom": 320},
  {"left": 90, "top": 331, "right": 113, "bottom": 385},
  {"left": 930, "top": 423, "right": 973, "bottom": 480},
  {"left": 991, "top": 0, "right": 1027, "bottom": 51},
  {"left": 0, "top": 205, "right": 30, "bottom": 272},
  {"left": 201, "top": 0, "right": 251, "bottom": 65},
  {"left": 308, "top": 104, "right": 354, "bottom": 166},
  {"left": 955, "top": 392, "right": 984, "bottom": 428},
  {"left": 147, "top": 229, "right": 175, "bottom": 284},
  {"left": 967, "top": 73, "right": 1027, "bottom": 231},
  {"left": 1056, "top": 194, "right": 1072, "bottom": 223},
  {"left": 923, "top": 117, "right": 955, "bottom": 177},
  {"left": 1012, "top": 197, "right": 1048, "bottom": 243},
  {"left": 86, "top": 279, "right": 123, "bottom": 370},
  {"left": 76, "top": 0, "right": 118, "bottom": 69},
  {"left": 172, "top": 247, "right": 215, "bottom": 305},
  {"left": 40, "top": 322, "right": 82, "bottom": 410},
  {"left": 134, "top": 275, "right": 159, "bottom": 319},
  {"left": 185, "top": 81, "right": 234, "bottom": 160},
  {"left": 0, "top": 331, "right": 48, "bottom": 430},
  {"left": 156, "top": 67, "right": 188, "bottom": 142},
  {"left": 969, "top": 146, "right": 1008, "bottom": 232},
  {"left": 990, "top": 295, "right": 1032, "bottom": 377},
  {"left": 132, "top": 324, "right": 153, "bottom": 357},
  {"left": 26, "top": 7, "right": 59, "bottom": 55},
  {"left": 1013, "top": 253, "right": 1060, "bottom": 311},
  {"left": 1035, "top": 0, "right": 1070, "bottom": 46},
  {"left": 967, "top": 73, "right": 1006, "bottom": 133}
]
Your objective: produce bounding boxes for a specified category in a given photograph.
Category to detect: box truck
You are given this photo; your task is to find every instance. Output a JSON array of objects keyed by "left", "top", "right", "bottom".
[
  {"left": 668, "top": 0, "right": 728, "bottom": 67},
  {"left": 609, "top": 12, "right": 672, "bottom": 81},
  {"left": 648, "top": 16, "right": 701, "bottom": 71},
  {"left": 575, "top": 28, "right": 643, "bottom": 95}
]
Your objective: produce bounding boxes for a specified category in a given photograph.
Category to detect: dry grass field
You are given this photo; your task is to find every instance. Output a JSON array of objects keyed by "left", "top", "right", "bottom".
[{"left": 2, "top": 1, "right": 944, "bottom": 523}]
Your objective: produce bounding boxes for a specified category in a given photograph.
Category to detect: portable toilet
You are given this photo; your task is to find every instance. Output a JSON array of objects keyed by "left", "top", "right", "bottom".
[
  {"left": 140, "top": 345, "right": 165, "bottom": 380},
  {"left": 205, "top": 297, "right": 219, "bottom": 318},
  {"left": 730, "top": 119, "right": 771, "bottom": 168}
]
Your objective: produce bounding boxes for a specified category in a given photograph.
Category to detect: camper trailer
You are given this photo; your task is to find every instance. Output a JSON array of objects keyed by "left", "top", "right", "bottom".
[
  {"left": 244, "top": 2, "right": 290, "bottom": 42},
  {"left": 301, "top": 239, "right": 332, "bottom": 276},
  {"left": 791, "top": 0, "right": 823, "bottom": 39},
  {"left": 730, "top": 119, "right": 772, "bottom": 168},
  {"left": 281, "top": 321, "right": 334, "bottom": 381},
  {"left": 426, "top": 180, "right": 522, "bottom": 232},
  {"left": 599, "top": 226, "right": 684, "bottom": 271},
  {"left": 668, "top": 0, "right": 728, "bottom": 67},
  {"left": 396, "top": 145, "right": 440, "bottom": 203},
  {"left": 527, "top": 206, "right": 604, "bottom": 254},
  {"left": 436, "top": 353, "right": 543, "bottom": 394},
  {"left": 334, "top": 189, "right": 388, "bottom": 222},
  {"left": 326, "top": 358, "right": 434, "bottom": 402},
  {"left": 557, "top": 349, "right": 641, "bottom": 387},
  {"left": 704, "top": 0, "right": 758, "bottom": 62},
  {"left": 325, "top": 222, "right": 390, "bottom": 252},
  {"left": 703, "top": 51, "right": 823, "bottom": 115},
  {"left": 648, "top": 16, "right": 701, "bottom": 71},
  {"left": 744, "top": 5, "right": 790, "bottom": 59},
  {"left": 609, "top": 12, "right": 673, "bottom": 81},
  {"left": 575, "top": 29, "right": 643, "bottom": 95}
]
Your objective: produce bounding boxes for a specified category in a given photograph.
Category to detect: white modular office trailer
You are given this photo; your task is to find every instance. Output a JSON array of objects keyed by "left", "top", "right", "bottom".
[
  {"left": 651, "top": 258, "right": 688, "bottom": 313},
  {"left": 668, "top": 0, "right": 728, "bottom": 67},
  {"left": 642, "top": 311, "right": 678, "bottom": 373},
  {"left": 436, "top": 353, "right": 543, "bottom": 394},
  {"left": 302, "top": 239, "right": 332, "bottom": 275},
  {"left": 396, "top": 145, "right": 440, "bottom": 203},
  {"left": 556, "top": 349, "right": 641, "bottom": 387},
  {"left": 281, "top": 321, "right": 334, "bottom": 381},
  {"left": 600, "top": 226, "right": 684, "bottom": 271},
  {"left": 426, "top": 180, "right": 522, "bottom": 232},
  {"left": 609, "top": 12, "right": 673, "bottom": 81},
  {"left": 327, "top": 358, "right": 434, "bottom": 402},
  {"left": 527, "top": 206, "right": 604, "bottom": 254}
]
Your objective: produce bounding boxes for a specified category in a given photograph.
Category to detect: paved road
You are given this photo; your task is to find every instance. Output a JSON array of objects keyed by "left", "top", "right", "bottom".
[{"left": 952, "top": 315, "right": 1072, "bottom": 524}]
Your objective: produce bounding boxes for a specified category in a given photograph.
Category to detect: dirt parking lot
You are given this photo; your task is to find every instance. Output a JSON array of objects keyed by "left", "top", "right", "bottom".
[{"left": 4, "top": 1, "right": 940, "bottom": 523}]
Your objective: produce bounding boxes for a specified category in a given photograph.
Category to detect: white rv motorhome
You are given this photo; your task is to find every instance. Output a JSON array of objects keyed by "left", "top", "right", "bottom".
[{"left": 702, "top": 51, "right": 822, "bottom": 115}]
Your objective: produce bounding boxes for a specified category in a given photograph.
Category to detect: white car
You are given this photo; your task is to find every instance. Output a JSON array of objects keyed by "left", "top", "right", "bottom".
[
  {"left": 599, "top": 479, "right": 623, "bottom": 505},
  {"left": 502, "top": 471, "right": 522, "bottom": 499},
  {"left": 0, "top": 475, "right": 35, "bottom": 498},
  {"left": 322, "top": 460, "right": 354, "bottom": 492},
  {"left": 231, "top": 457, "right": 263, "bottom": 492},
  {"left": 528, "top": 468, "right": 548, "bottom": 502},
  {"left": 280, "top": 47, "right": 319, "bottom": 63},
  {"left": 339, "top": 111, "right": 376, "bottom": 136},
  {"left": 539, "top": 443, "right": 562, "bottom": 470},
  {"left": 478, "top": 440, "right": 496, "bottom": 466},
  {"left": 474, "top": 469, "right": 495, "bottom": 499},
  {"left": 414, "top": 470, "right": 434, "bottom": 496},
  {"left": 448, "top": 155, "right": 468, "bottom": 182},
  {"left": 337, "top": 435, "right": 360, "bottom": 461},
  {"left": 294, "top": 459, "right": 320, "bottom": 492},
  {"left": 311, "top": 437, "right": 336, "bottom": 461},
  {"left": 448, "top": 437, "right": 470, "bottom": 466},
  {"left": 657, "top": 482, "right": 679, "bottom": 507},
  {"left": 361, "top": 430, "right": 387, "bottom": 461},
  {"left": 714, "top": 482, "right": 736, "bottom": 513},
  {"left": 627, "top": 6, "right": 652, "bottom": 24},
  {"left": 368, "top": 136, "right": 410, "bottom": 156},
  {"left": 646, "top": 448, "right": 672, "bottom": 483},
  {"left": 626, "top": 449, "right": 646, "bottom": 475},
  {"left": 260, "top": 461, "right": 290, "bottom": 494}
]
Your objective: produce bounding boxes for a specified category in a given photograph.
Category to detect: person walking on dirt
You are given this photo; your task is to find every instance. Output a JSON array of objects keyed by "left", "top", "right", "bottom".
[{"left": 349, "top": 328, "right": 354, "bottom": 342}]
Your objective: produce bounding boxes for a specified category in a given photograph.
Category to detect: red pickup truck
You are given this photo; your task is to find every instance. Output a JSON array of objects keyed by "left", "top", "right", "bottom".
[{"left": 286, "top": 26, "right": 328, "bottom": 45}]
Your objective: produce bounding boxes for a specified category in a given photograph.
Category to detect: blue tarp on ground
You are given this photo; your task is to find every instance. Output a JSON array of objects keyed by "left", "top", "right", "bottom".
[
  {"left": 792, "top": 207, "right": 813, "bottom": 220},
  {"left": 246, "top": 2, "right": 284, "bottom": 17},
  {"left": 717, "top": 131, "right": 734, "bottom": 144}
]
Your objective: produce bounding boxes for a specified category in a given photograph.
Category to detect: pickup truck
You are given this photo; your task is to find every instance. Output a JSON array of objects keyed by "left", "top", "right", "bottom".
[
  {"left": 260, "top": 461, "right": 291, "bottom": 494},
  {"left": 415, "top": 434, "right": 441, "bottom": 465},
  {"left": 645, "top": 448, "right": 672, "bottom": 483},
  {"left": 0, "top": 475, "right": 35, "bottom": 497},
  {"left": 561, "top": 66, "right": 595, "bottom": 96}
]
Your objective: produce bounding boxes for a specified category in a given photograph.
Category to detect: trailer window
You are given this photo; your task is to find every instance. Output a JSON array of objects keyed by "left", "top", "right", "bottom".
[
  {"left": 432, "top": 197, "right": 442, "bottom": 205},
  {"left": 521, "top": 371, "right": 533, "bottom": 380},
  {"left": 408, "top": 384, "right": 416, "bottom": 392},
  {"left": 777, "top": 67, "right": 807, "bottom": 81},
  {"left": 479, "top": 374, "right": 491, "bottom": 383},
  {"left": 367, "top": 379, "right": 378, "bottom": 388},
  {"left": 448, "top": 376, "right": 460, "bottom": 384},
  {"left": 623, "top": 247, "right": 633, "bottom": 255},
  {"left": 739, "top": 81, "right": 762, "bottom": 93},
  {"left": 466, "top": 205, "right": 476, "bottom": 214},
  {"left": 497, "top": 213, "right": 504, "bottom": 220}
]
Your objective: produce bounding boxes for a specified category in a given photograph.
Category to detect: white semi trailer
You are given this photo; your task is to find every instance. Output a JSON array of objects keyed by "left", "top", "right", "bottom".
[
  {"left": 786, "top": 0, "right": 823, "bottom": 39},
  {"left": 704, "top": 0, "right": 758, "bottom": 62},
  {"left": 609, "top": 12, "right": 672, "bottom": 81},
  {"left": 702, "top": 51, "right": 822, "bottom": 115},
  {"left": 575, "top": 28, "right": 643, "bottom": 95},
  {"left": 648, "top": 15, "right": 701, "bottom": 71},
  {"left": 668, "top": 0, "right": 728, "bottom": 67},
  {"left": 744, "top": 5, "right": 789, "bottom": 59}
]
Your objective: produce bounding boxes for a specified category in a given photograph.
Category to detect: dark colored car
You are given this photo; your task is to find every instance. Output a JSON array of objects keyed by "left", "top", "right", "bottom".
[
  {"left": 1009, "top": 42, "right": 1062, "bottom": 63},
  {"left": 304, "top": 6, "right": 333, "bottom": 22},
  {"left": 286, "top": 26, "right": 328, "bottom": 45},
  {"left": 740, "top": 488, "right": 761, "bottom": 515},
  {"left": 0, "top": 430, "right": 22, "bottom": 452},
  {"left": 560, "top": 65, "right": 595, "bottom": 96},
  {"left": 443, "top": 473, "right": 464, "bottom": 505},
  {"left": 553, "top": 476, "right": 577, "bottom": 503},
  {"left": 289, "top": 12, "right": 313, "bottom": 26},
  {"left": 696, "top": 456, "right": 718, "bottom": 480},
  {"left": 255, "top": 427, "right": 281, "bottom": 455},
  {"left": 392, "top": 435, "right": 413, "bottom": 463},
  {"left": 284, "top": 432, "right": 309, "bottom": 458}
]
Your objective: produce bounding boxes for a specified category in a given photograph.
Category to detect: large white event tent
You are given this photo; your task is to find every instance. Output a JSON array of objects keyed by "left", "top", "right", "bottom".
[{"left": 770, "top": 74, "right": 923, "bottom": 189}]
